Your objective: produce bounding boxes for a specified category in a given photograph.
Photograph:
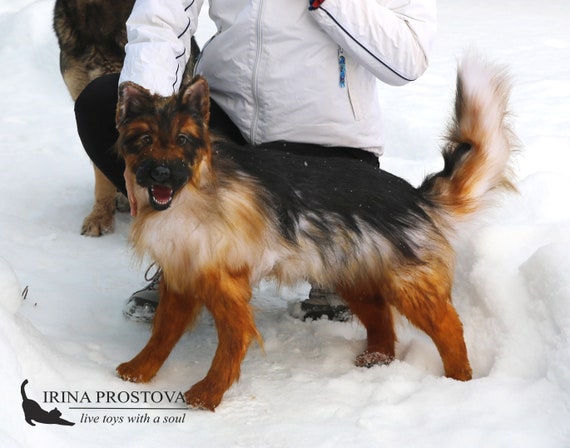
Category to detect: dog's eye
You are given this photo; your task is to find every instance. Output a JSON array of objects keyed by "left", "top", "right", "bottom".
[
  {"left": 176, "top": 134, "right": 189, "bottom": 146},
  {"left": 141, "top": 135, "right": 152, "bottom": 146}
]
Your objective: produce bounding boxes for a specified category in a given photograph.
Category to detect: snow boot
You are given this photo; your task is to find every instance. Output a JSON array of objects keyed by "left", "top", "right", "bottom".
[
  {"left": 289, "top": 286, "right": 351, "bottom": 322},
  {"left": 122, "top": 264, "right": 161, "bottom": 323}
]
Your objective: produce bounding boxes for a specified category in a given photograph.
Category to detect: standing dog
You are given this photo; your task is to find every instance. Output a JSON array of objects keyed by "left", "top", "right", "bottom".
[
  {"left": 53, "top": 0, "right": 198, "bottom": 236},
  {"left": 115, "top": 53, "right": 516, "bottom": 411},
  {"left": 53, "top": 0, "right": 136, "bottom": 236}
]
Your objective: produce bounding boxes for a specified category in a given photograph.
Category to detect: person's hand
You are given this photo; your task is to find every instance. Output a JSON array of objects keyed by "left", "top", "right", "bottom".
[{"left": 124, "top": 167, "right": 138, "bottom": 217}]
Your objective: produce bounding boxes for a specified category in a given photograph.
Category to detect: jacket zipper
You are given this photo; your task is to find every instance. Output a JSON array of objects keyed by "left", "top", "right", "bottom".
[{"left": 338, "top": 46, "right": 346, "bottom": 88}]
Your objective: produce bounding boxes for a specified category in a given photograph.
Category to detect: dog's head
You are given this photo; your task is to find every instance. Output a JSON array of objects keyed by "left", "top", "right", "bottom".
[{"left": 116, "top": 76, "right": 212, "bottom": 212}]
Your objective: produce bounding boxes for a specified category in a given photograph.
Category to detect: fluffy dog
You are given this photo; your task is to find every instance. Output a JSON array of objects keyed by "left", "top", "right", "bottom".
[
  {"left": 53, "top": 0, "right": 198, "bottom": 236},
  {"left": 53, "top": 0, "right": 136, "bottom": 236},
  {"left": 115, "top": 53, "right": 516, "bottom": 411}
]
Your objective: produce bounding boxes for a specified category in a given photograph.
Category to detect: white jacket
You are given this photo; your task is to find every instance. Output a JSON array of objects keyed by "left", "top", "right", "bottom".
[{"left": 120, "top": 0, "right": 436, "bottom": 155}]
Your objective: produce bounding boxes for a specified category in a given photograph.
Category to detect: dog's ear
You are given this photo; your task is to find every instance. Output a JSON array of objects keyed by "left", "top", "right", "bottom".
[
  {"left": 116, "top": 82, "right": 153, "bottom": 128},
  {"left": 180, "top": 76, "right": 210, "bottom": 125}
]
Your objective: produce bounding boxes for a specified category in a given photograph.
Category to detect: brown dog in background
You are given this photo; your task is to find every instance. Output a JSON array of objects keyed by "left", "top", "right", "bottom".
[
  {"left": 53, "top": 0, "right": 135, "bottom": 236},
  {"left": 53, "top": 0, "right": 198, "bottom": 236},
  {"left": 115, "top": 54, "right": 516, "bottom": 411}
]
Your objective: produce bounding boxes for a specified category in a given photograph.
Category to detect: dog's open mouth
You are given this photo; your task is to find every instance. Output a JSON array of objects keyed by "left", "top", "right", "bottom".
[
  {"left": 135, "top": 159, "right": 189, "bottom": 212},
  {"left": 148, "top": 185, "right": 174, "bottom": 211}
]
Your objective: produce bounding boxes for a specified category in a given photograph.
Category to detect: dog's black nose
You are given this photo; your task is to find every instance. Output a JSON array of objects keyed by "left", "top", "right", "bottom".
[{"left": 150, "top": 165, "right": 171, "bottom": 183}]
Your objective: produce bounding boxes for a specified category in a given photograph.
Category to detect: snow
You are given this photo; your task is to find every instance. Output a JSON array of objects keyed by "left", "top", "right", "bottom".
[{"left": 1, "top": 0, "right": 570, "bottom": 446}]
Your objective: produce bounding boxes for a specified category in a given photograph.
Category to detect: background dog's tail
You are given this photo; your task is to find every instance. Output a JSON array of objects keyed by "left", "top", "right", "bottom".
[{"left": 420, "top": 51, "right": 517, "bottom": 227}]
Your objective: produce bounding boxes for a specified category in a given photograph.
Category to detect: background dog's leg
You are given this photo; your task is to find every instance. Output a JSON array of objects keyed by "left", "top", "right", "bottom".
[
  {"left": 185, "top": 268, "right": 260, "bottom": 411},
  {"left": 81, "top": 167, "right": 117, "bottom": 236},
  {"left": 117, "top": 282, "right": 202, "bottom": 383},
  {"left": 60, "top": 58, "right": 119, "bottom": 237},
  {"left": 338, "top": 289, "right": 396, "bottom": 368}
]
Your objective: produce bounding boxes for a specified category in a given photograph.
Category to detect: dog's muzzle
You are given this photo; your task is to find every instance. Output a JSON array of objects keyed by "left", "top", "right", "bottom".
[{"left": 135, "top": 159, "right": 189, "bottom": 211}]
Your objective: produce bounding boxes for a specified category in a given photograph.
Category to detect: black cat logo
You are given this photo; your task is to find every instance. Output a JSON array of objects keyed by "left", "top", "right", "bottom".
[{"left": 21, "top": 379, "right": 75, "bottom": 426}]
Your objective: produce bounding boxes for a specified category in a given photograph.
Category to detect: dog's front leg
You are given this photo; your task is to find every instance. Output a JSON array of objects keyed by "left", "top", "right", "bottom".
[
  {"left": 81, "top": 167, "right": 117, "bottom": 236},
  {"left": 185, "top": 268, "right": 260, "bottom": 411},
  {"left": 117, "top": 280, "right": 202, "bottom": 383}
]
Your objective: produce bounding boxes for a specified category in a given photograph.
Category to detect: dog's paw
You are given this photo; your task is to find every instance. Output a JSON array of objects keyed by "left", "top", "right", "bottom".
[
  {"left": 444, "top": 364, "right": 473, "bottom": 382},
  {"left": 81, "top": 208, "right": 115, "bottom": 236},
  {"left": 81, "top": 216, "right": 114, "bottom": 236},
  {"left": 184, "top": 381, "right": 224, "bottom": 412},
  {"left": 354, "top": 350, "right": 394, "bottom": 368},
  {"left": 81, "top": 197, "right": 116, "bottom": 237},
  {"left": 116, "top": 361, "right": 155, "bottom": 384}
]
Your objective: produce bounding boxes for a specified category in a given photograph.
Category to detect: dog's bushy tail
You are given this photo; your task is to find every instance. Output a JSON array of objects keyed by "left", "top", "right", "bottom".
[{"left": 420, "top": 51, "right": 517, "bottom": 226}]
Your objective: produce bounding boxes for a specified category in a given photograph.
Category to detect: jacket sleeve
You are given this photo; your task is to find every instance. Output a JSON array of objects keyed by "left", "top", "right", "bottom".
[
  {"left": 308, "top": 0, "right": 437, "bottom": 86},
  {"left": 119, "top": 0, "right": 204, "bottom": 96}
]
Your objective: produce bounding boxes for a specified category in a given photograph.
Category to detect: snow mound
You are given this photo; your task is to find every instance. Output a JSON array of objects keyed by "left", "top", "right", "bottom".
[{"left": 0, "top": 257, "right": 22, "bottom": 315}]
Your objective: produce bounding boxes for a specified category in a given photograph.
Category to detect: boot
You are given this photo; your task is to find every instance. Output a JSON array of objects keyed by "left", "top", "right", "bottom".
[{"left": 122, "top": 263, "right": 161, "bottom": 323}]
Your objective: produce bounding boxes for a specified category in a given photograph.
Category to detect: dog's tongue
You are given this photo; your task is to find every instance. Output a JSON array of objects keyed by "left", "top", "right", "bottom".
[{"left": 151, "top": 185, "right": 173, "bottom": 204}]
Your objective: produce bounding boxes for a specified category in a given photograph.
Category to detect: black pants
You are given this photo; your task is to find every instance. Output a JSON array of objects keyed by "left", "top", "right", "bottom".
[{"left": 74, "top": 74, "right": 378, "bottom": 196}]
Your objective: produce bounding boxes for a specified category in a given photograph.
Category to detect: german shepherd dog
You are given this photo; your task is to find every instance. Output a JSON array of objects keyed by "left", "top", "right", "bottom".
[
  {"left": 115, "top": 54, "right": 516, "bottom": 411},
  {"left": 53, "top": 0, "right": 136, "bottom": 236},
  {"left": 53, "top": 0, "right": 198, "bottom": 236}
]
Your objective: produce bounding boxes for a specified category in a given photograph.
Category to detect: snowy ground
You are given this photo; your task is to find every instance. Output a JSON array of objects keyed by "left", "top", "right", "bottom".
[{"left": 1, "top": 0, "right": 570, "bottom": 447}]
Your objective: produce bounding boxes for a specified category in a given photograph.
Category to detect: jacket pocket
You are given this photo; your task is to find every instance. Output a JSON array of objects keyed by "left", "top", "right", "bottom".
[{"left": 346, "top": 57, "right": 376, "bottom": 122}]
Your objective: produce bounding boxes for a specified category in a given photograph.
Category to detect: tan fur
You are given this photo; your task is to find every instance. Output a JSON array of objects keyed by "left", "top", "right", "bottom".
[{"left": 80, "top": 167, "right": 117, "bottom": 236}]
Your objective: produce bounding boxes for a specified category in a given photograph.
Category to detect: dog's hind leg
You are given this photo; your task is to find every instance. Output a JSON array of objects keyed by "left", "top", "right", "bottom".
[
  {"left": 117, "top": 281, "right": 202, "bottom": 383},
  {"left": 185, "top": 267, "right": 260, "bottom": 411},
  {"left": 338, "top": 287, "right": 396, "bottom": 368},
  {"left": 388, "top": 268, "right": 472, "bottom": 381}
]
